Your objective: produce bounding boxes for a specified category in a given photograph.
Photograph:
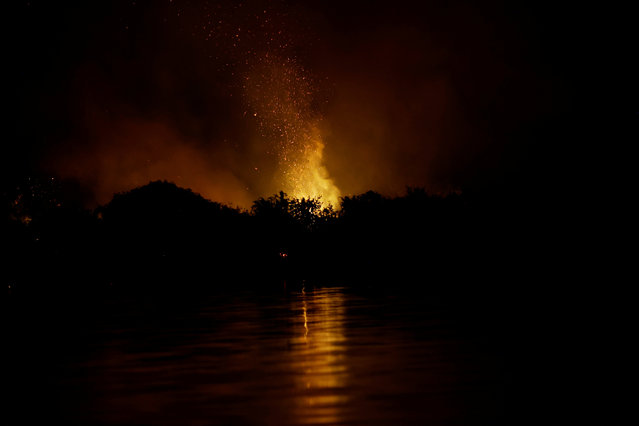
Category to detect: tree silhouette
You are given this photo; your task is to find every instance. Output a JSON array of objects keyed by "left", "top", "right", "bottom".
[{"left": 4, "top": 178, "right": 502, "bottom": 291}]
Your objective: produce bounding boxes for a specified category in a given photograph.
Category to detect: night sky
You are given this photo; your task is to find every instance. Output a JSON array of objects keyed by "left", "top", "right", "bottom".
[
  {"left": 3, "top": 4, "right": 637, "bottom": 423},
  {"left": 5, "top": 0, "right": 636, "bottom": 207}
]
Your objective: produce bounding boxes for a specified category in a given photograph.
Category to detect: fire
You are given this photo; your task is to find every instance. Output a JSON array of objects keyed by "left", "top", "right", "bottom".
[
  {"left": 243, "top": 56, "right": 341, "bottom": 209},
  {"left": 282, "top": 126, "right": 340, "bottom": 208}
]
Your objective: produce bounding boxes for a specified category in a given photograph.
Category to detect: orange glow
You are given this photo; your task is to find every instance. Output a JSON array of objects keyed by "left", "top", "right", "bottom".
[
  {"left": 289, "top": 287, "right": 349, "bottom": 424},
  {"left": 282, "top": 127, "right": 341, "bottom": 208},
  {"left": 47, "top": 119, "right": 255, "bottom": 208},
  {"left": 244, "top": 57, "right": 341, "bottom": 208}
]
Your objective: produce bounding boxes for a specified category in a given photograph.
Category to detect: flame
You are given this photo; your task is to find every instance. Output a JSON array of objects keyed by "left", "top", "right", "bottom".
[
  {"left": 243, "top": 56, "right": 341, "bottom": 208},
  {"left": 282, "top": 126, "right": 341, "bottom": 208}
]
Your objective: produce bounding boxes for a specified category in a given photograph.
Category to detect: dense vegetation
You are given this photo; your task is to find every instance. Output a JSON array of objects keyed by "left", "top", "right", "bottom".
[{"left": 3, "top": 178, "right": 539, "bottom": 297}]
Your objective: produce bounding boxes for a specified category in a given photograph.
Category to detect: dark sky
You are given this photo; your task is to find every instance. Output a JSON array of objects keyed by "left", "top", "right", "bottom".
[{"left": 5, "top": 0, "right": 636, "bottom": 207}]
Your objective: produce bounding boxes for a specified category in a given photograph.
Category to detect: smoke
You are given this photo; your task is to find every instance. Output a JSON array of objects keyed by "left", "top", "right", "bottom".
[
  {"left": 314, "top": 8, "right": 504, "bottom": 196},
  {"left": 48, "top": 114, "right": 254, "bottom": 208},
  {"left": 39, "top": 1, "right": 270, "bottom": 208},
  {"left": 243, "top": 56, "right": 341, "bottom": 206},
  {"left": 30, "top": 1, "right": 557, "bottom": 207}
]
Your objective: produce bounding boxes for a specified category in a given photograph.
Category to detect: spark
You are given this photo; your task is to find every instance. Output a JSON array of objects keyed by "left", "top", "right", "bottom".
[{"left": 188, "top": 1, "right": 340, "bottom": 207}]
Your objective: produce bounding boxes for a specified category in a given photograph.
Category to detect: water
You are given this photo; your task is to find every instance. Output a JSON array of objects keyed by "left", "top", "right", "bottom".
[{"left": 12, "top": 286, "right": 507, "bottom": 425}]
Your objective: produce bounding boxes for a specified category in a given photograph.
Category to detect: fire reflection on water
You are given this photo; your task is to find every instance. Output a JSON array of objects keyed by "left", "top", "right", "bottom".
[
  {"left": 28, "top": 285, "right": 505, "bottom": 425},
  {"left": 289, "top": 286, "right": 349, "bottom": 424}
]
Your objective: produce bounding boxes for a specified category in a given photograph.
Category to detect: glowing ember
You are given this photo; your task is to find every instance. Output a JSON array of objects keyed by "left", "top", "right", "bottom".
[
  {"left": 43, "top": 2, "right": 344, "bottom": 208},
  {"left": 191, "top": 2, "right": 341, "bottom": 206},
  {"left": 244, "top": 57, "right": 341, "bottom": 208}
]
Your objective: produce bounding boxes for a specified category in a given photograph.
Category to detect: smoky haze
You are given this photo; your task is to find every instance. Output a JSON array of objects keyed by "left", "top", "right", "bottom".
[{"left": 6, "top": 0, "right": 594, "bottom": 207}]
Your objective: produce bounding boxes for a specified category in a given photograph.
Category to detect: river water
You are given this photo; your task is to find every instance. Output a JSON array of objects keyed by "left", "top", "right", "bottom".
[{"left": 16, "top": 285, "right": 508, "bottom": 425}]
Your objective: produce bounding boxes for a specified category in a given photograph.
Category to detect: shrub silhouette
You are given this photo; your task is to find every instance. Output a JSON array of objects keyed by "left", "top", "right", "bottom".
[{"left": 5, "top": 179, "right": 519, "bottom": 291}]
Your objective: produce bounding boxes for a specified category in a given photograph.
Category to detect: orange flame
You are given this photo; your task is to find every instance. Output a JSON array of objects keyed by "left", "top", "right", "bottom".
[
  {"left": 282, "top": 126, "right": 340, "bottom": 208},
  {"left": 244, "top": 57, "right": 341, "bottom": 208}
]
